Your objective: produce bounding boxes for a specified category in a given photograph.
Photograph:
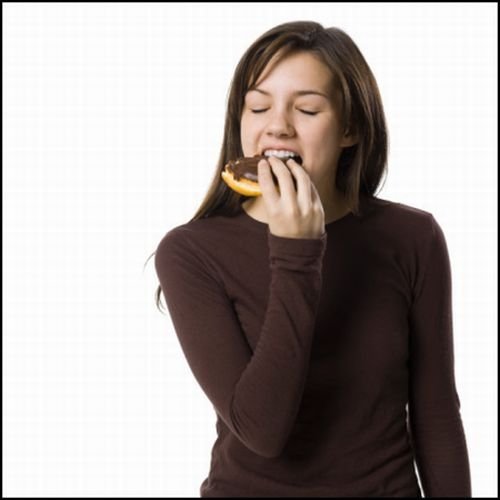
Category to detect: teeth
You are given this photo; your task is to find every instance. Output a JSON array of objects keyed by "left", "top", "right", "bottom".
[{"left": 264, "top": 149, "right": 299, "bottom": 158}]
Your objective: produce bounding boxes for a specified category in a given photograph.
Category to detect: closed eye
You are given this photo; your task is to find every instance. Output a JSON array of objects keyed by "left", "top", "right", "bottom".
[{"left": 250, "top": 109, "right": 318, "bottom": 116}]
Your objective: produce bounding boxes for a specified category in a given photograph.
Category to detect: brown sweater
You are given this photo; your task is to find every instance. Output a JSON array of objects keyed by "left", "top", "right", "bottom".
[{"left": 154, "top": 195, "right": 471, "bottom": 497}]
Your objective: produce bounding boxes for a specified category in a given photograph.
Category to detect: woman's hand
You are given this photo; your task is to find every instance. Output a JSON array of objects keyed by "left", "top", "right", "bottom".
[{"left": 257, "top": 156, "right": 325, "bottom": 239}]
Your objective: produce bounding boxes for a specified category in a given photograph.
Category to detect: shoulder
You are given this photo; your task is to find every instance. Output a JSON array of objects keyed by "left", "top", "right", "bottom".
[
  {"left": 155, "top": 224, "right": 194, "bottom": 259},
  {"left": 388, "top": 199, "right": 444, "bottom": 244},
  {"left": 367, "top": 198, "right": 451, "bottom": 297},
  {"left": 156, "top": 213, "right": 236, "bottom": 254},
  {"left": 154, "top": 215, "right": 235, "bottom": 285},
  {"left": 363, "top": 197, "right": 449, "bottom": 268},
  {"left": 366, "top": 196, "right": 439, "bottom": 236},
  {"left": 369, "top": 196, "right": 433, "bottom": 222},
  {"left": 155, "top": 220, "right": 209, "bottom": 269}
]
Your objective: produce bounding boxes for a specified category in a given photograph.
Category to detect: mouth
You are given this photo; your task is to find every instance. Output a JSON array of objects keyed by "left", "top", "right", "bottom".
[{"left": 261, "top": 150, "right": 303, "bottom": 165}]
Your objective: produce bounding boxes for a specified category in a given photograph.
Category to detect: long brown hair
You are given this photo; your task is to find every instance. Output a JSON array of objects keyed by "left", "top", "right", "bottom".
[{"left": 147, "top": 20, "right": 389, "bottom": 314}]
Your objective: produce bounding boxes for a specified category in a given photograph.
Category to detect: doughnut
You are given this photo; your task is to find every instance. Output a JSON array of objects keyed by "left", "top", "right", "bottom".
[
  {"left": 221, "top": 155, "right": 267, "bottom": 196},
  {"left": 221, "top": 154, "right": 301, "bottom": 196}
]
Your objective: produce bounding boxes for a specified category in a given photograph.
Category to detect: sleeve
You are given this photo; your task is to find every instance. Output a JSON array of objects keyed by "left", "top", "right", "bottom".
[
  {"left": 155, "top": 226, "right": 327, "bottom": 459},
  {"left": 407, "top": 215, "right": 472, "bottom": 497}
]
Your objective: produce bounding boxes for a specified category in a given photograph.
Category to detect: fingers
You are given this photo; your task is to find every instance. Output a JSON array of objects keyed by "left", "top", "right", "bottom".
[
  {"left": 259, "top": 156, "right": 318, "bottom": 211},
  {"left": 266, "top": 156, "right": 298, "bottom": 205},
  {"left": 285, "top": 158, "right": 317, "bottom": 208},
  {"left": 257, "top": 159, "right": 279, "bottom": 206}
]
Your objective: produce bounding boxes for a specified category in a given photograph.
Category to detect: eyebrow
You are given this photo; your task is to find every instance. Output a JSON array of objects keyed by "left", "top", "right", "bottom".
[{"left": 248, "top": 87, "right": 329, "bottom": 99}]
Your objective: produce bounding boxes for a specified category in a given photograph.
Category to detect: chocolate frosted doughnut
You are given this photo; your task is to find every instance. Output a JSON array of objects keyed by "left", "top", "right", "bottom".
[
  {"left": 226, "top": 155, "right": 267, "bottom": 183},
  {"left": 221, "top": 154, "right": 299, "bottom": 196}
]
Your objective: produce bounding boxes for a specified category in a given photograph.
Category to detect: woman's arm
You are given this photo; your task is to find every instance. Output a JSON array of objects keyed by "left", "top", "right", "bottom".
[
  {"left": 408, "top": 215, "right": 472, "bottom": 497},
  {"left": 155, "top": 226, "right": 326, "bottom": 458}
]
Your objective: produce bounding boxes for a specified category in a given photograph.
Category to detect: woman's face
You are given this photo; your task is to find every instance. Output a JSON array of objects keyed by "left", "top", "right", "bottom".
[{"left": 240, "top": 51, "right": 356, "bottom": 193}]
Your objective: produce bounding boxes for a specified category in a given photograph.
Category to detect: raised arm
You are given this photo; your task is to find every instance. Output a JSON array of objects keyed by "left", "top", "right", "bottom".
[{"left": 155, "top": 226, "right": 326, "bottom": 458}]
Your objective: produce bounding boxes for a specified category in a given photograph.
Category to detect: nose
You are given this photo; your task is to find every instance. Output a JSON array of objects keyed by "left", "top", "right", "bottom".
[{"left": 265, "top": 108, "right": 295, "bottom": 136}]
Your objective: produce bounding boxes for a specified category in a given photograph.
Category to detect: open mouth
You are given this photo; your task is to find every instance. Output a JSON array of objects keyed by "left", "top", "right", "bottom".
[{"left": 261, "top": 152, "right": 303, "bottom": 165}]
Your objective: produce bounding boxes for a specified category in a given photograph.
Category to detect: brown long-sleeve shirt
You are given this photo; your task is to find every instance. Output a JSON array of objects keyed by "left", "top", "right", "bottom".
[{"left": 154, "top": 195, "right": 471, "bottom": 497}]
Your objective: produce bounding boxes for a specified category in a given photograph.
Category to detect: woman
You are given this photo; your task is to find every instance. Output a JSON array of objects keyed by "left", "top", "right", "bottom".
[{"left": 152, "top": 21, "right": 471, "bottom": 497}]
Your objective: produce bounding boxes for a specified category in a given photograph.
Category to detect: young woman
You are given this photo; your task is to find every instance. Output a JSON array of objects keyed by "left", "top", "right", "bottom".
[{"left": 152, "top": 21, "right": 471, "bottom": 497}]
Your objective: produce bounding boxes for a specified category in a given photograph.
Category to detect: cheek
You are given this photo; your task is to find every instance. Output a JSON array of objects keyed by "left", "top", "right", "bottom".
[
  {"left": 241, "top": 110, "right": 258, "bottom": 131},
  {"left": 240, "top": 113, "right": 261, "bottom": 143},
  {"left": 302, "top": 122, "right": 336, "bottom": 148},
  {"left": 240, "top": 118, "right": 255, "bottom": 154},
  {"left": 300, "top": 130, "right": 324, "bottom": 153}
]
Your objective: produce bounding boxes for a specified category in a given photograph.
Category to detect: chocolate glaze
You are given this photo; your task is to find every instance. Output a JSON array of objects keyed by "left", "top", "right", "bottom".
[
  {"left": 226, "top": 155, "right": 266, "bottom": 182},
  {"left": 225, "top": 154, "right": 302, "bottom": 184}
]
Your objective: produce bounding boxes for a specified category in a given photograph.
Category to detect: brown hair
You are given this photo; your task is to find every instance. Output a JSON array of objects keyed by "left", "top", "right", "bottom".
[{"left": 147, "top": 20, "right": 389, "bottom": 314}]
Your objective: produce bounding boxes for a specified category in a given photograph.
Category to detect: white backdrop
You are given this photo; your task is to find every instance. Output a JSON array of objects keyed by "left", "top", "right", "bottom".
[{"left": 3, "top": 2, "right": 497, "bottom": 497}]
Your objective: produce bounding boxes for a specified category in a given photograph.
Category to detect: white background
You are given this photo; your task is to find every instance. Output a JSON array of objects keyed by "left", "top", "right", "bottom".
[{"left": 3, "top": 2, "right": 497, "bottom": 497}]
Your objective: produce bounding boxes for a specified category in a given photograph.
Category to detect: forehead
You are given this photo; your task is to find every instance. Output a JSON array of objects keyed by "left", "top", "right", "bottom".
[{"left": 249, "top": 51, "right": 334, "bottom": 97}]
